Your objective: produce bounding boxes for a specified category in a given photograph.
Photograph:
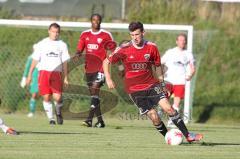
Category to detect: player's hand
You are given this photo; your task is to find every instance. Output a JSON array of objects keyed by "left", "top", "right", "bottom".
[
  {"left": 72, "top": 54, "right": 81, "bottom": 64},
  {"left": 162, "top": 86, "right": 171, "bottom": 98},
  {"left": 106, "top": 77, "right": 115, "bottom": 89},
  {"left": 20, "top": 77, "right": 27, "bottom": 88},
  {"left": 160, "top": 82, "right": 170, "bottom": 97},
  {"left": 63, "top": 77, "right": 69, "bottom": 88},
  {"left": 185, "top": 75, "right": 192, "bottom": 81},
  {"left": 26, "top": 76, "right": 32, "bottom": 86}
]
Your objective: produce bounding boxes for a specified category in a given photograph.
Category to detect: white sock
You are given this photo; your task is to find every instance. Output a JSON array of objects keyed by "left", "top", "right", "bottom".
[
  {"left": 43, "top": 101, "right": 54, "bottom": 120},
  {"left": 0, "top": 124, "right": 9, "bottom": 133},
  {"left": 0, "top": 118, "right": 8, "bottom": 133}
]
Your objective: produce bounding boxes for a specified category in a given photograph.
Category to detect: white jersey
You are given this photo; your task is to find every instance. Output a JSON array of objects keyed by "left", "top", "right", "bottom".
[
  {"left": 32, "top": 37, "right": 70, "bottom": 72},
  {"left": 161, "top": 47, "right": 195, "bottom": 85}
]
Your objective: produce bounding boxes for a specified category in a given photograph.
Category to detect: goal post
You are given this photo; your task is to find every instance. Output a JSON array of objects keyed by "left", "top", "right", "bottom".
[{"left": 0, "top": 19, "right": 193, "bottom": 122}]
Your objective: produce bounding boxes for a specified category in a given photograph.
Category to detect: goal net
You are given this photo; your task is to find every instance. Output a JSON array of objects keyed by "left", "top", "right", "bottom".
[{"left": 0, "top": 19, "right": 195, "bottom": 122}]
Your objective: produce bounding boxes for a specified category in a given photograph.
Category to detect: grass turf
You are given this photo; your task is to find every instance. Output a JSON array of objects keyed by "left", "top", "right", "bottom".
[{"left": 0, "top": 113, "right": 240, "bottom": 159}]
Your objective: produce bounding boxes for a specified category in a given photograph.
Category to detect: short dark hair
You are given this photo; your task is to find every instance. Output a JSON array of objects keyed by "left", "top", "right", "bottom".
[
  {"left": 128, "top": 21, "right": 144, "bottom": 32},
  {"left": 90, "top": 13, "right": 102, "bottom": 23},
  {"left": 176, "top": 33, "right": 187, "bottom": 41},
  {"left": 49, "top": 23, "right": 60, "bottom": 30}
]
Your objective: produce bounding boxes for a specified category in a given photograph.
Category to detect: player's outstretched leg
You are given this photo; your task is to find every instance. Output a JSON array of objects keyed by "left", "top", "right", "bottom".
[{"left": 159, "top": 98, "right": 203, "bottom": 142}]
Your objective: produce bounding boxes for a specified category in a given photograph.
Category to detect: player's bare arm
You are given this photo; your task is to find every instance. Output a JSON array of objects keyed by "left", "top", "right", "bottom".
[
  {"left": 186, "top": 63, "right": 195, "bottom": 81},
  {"left": 103, "top": 58, "right": 115, "bottom": 89},
  {"left": 26, "top": 59, "right": 38, "bottom": 86},
  {"left": 152, "top": 65, "right": 165, "bottom": 82},
  {"left": 63, "top": 61, "right": 68, "bottom": 86}
]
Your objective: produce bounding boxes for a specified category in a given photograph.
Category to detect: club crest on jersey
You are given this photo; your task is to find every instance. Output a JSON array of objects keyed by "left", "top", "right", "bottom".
[
  {"left": 97, "top": 38, "right": 103, "bottom": 43},
  {"left": 129, "top": 55, "right": 134, "bottom": 59},
  {"left": 86, "top": 37, "right": 89, "bottom": 41},
  {"left": 144, "top": 54, "right": 150, "bottom": 60}
]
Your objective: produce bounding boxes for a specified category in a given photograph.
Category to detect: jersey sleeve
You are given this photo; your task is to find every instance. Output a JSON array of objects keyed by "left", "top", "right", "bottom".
[
  {"left": 32, "top": 43, "right": 41, "bottom": 62},
  {"left": 61, "top": 43, "right": 70, "bottom": 63},
  {"left": 161, "top": 50, "right": 169, "bottom": 64},
  {"left": 187, "top": 52, "right": 195, "bottom": 65},
  {"left": 108, "top": 47, "right": 124, "bottom": 64},
  {"left": 152, "top": 45, "right": 161, "bottom": 66},
  {"left": 103, "top": 32, "right": 116, "bottom": 52},
  {"left": 76, "top": 33, "right": 85, "bottom": 53},
  {"left": 106, "top": 32, "right": 114, "bottom": 41}
]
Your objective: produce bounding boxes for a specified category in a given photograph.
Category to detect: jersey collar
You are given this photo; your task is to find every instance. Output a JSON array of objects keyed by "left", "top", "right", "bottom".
[
  {"left": 132, "top": 40, "right": 147, "bottom": 49},
  {"left": 91, "top": 29, "right": 102, "bottom": 35}
]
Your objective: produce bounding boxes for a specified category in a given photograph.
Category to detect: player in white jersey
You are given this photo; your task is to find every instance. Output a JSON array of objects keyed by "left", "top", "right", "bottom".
[
  {"left": 161, "top": 33, "right": 195, "bottom": 127},
  {"left": 26, "top": 23, "right": 70, "bottom": 125},
  {"left": 0, "top": 118, "right": 18, "bottom": 135}
]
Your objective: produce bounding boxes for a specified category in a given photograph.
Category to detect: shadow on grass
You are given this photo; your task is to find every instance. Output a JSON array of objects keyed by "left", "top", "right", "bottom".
[
  {"left": 181, "top": 141, "right": 240, "bottom": 146},
  {"left": 18, "top": 131, "right": 98, "bottom": 135},
  {"left": 196, "top": 103, "right": 239, "bottom": 123}
]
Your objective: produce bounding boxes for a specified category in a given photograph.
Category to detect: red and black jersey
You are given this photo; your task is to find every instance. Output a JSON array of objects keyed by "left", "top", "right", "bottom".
[
  {"left": 108, "top": 40, "right": 161, "bottom": 94},
  {"left": 77, "top": 29, "right": 113, "bottom": 73}
]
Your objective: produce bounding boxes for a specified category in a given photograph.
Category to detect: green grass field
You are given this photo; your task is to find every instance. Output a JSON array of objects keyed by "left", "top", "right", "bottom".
[{"left": 0, "top": 113, "right": 240, "bottom": 159}]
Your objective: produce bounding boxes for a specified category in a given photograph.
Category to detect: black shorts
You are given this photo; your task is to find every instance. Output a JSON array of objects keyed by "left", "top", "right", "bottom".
[
  {"left": 85, "top": 72, "right": 105, "bottom": 87},
  {"left": 129, "top": 83, "right": 167, "bottom": 115}
]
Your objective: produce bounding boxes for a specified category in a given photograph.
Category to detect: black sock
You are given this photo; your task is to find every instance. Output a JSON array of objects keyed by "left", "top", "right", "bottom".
[
  {"left": 95, "top": 104, "right": 103, "bottom": 122},
  {"left": 169, "top": 111, "right": 189, "bottom": 138},
  {"left": 155, "top": 121, "right": 168, "bottom": 137},
  {"left": 91, "top": 96, "right": 103, "bottom": 122},
  {"left": 87, "top": 106, "right": 95, "bottom": 121}
]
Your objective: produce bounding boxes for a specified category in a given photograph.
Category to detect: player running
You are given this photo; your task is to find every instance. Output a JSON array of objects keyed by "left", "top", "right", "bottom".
[
  {"left": 103, "top": 21, "right": 203, "bottom": 142},
  {"left": 75, "top": 13, "right": 115, "bottom": 128},
  {"left": 26, "top": 23, "right": 70, "bottom": 125}
]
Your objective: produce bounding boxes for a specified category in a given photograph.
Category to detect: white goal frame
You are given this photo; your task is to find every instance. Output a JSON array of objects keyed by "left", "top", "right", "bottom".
[{"left": 0, "top": 19, "right": 193, "bottom": 123}]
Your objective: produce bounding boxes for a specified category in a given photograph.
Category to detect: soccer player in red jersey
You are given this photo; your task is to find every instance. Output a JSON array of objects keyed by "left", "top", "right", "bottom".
[
  {"left": 26, "top": 23, "right": 70, "bottom": 125},
  {"left": 103, "top": 21, "right": 203, "bottom": 142},
  {"left": 75, "top": 13, "right": 114, "bottom": 128}
]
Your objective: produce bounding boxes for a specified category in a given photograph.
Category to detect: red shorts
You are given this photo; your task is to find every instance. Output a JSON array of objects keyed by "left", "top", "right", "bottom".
[
  {"left": 166, "top": 83, "right": 185, "bottom": 99},
  {"left": 38, "top": 70, "right": 62, "bottom": 95}
]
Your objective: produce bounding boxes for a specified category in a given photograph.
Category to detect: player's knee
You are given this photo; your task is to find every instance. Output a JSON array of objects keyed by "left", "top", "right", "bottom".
[
  {"left": 164, "top": 107, "right": 176, "bottom": 116},
  {"left": 90, "top": 96, "right": 100, "bottom": 107},
  {"left": 54, "top": 100, "right": 63, "bottom": 107}
]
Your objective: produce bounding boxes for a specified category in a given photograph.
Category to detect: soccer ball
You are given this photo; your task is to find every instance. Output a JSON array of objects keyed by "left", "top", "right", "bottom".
[{"left": 165, "top": 128, "right": 183, "bottom": 145}]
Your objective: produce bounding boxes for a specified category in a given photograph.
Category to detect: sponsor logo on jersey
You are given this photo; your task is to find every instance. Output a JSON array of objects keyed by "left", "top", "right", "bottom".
[
  {"left": 87, "top": 44, "right": 99, "bottom": 50},
  {"left": 144, "top": 54, "right": 150, "bottom": 60},
  {"left": 129, "top": 55, "right": 134, "bottom": 59},
  {"left": 131, "top": 63, "right": 147, "bottom": 70},
  {"left": 47, "top": 52, "right": 58, "bottom": 57},
  {"left": 97, "top": 38, "right": 103, "bottom": 43}
]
